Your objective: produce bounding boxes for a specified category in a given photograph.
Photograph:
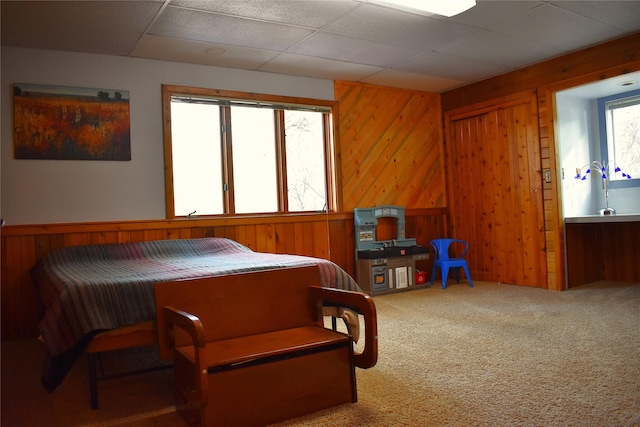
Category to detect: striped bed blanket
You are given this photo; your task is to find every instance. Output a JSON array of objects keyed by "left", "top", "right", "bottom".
[{"left": 31, "top": 237, "right": 361, "bottom": 392}]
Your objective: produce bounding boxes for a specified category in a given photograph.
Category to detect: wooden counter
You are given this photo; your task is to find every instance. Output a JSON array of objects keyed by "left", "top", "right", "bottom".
[
  {"left": 564, "top": 215, "right": 640, "bottom": 287},
  {"left": 565, "top": 214, "right": 640, "bottom": 224}
]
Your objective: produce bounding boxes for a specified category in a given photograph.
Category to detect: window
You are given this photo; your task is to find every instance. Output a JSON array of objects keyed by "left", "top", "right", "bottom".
[
  {"left": 162, "top": 85, "right": 338, "bottom": 218},
  {"left": 597, "top": 89, "right": 640, "bottom": 188}
]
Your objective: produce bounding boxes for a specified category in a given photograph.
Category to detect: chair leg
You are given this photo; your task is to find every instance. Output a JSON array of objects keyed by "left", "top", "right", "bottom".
[
  {"left": 462, "top": 265, "right": 473, "bottom": 287},
  {"left": 429, "top": 266, "right": 437, "bottom": 287},
  {"left": 441, "top": 267, "right": 449, "bottom": 290}
]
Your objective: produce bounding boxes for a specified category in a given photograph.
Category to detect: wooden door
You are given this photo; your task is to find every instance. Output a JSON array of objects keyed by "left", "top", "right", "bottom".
[{"left": 445, "top": 92, "right": 546, "bottom": 287}]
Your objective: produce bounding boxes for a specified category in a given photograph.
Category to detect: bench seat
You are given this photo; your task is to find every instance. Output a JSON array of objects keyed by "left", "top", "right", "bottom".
[
  {"left": 155, "top": 266, "right": 377, "bottom": 426},
  {"left": 174, "top": 325, "right": 350, "bottom": 371}
]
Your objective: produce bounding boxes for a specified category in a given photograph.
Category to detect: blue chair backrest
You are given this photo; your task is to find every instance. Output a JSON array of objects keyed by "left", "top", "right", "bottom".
[{"left": 430, "top": 239, "right": 469, "bottom": 261}]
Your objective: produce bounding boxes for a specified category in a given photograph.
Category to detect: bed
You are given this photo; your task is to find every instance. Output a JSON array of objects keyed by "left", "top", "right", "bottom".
[{"left": 31, "top": 237, "right": 370, "bottom": 407}]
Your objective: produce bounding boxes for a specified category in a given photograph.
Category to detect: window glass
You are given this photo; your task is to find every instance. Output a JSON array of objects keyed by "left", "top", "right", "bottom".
[
  {"left": 171, "top": 102, "right": 223, "bottom": 216},
  {"left": 285, "top": 110, "right": 327, "bottom": 211},
  {"left": 230, "top": 106, "right": 278, "bottom": 214},
  {"left": 605, "top": 96, "right": 640, "bottom": 180}
]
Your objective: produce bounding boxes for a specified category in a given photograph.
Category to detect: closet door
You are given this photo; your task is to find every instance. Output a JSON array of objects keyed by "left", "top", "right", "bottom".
[{"left": 446, "top": 92, "right": 546, "bottom": 287}]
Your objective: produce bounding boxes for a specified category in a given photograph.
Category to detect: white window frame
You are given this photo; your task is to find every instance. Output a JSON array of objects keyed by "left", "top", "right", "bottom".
[{"left": 597, "top": 89, "right": 640, "bottom": 189}]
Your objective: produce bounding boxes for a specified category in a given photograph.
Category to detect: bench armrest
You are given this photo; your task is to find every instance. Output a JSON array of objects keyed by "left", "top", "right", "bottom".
[
  {"left": 163, "top": 306, "right": 209, "bottom": 407},
  {"left": 164, "top": 306, "right": 207, "bottom": 348},
  {"left": 310, "top": 286, "right": 378, "bottom": 369}
]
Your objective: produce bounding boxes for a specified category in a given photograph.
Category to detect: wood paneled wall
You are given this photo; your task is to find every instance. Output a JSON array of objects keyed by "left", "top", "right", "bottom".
[
  {"left": 1, "top": 210, "right": 446, "bottom": 340},
  {"left": 537, "top": 87, "right": 563, "bottom": 290},
  {"left": 441, "top": 32, "right": 640, "bottom": 290},
  {"left": 335, "top": 81, "right": 445, "bottom": 211}
]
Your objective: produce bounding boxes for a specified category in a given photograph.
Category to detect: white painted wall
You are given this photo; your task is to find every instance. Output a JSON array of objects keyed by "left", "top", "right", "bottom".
[
  {"left": 556, "top": 92, "right": 640, "bottom": 216},
  {"left": 1, "top": 47, "right": 334, "bottom": 225},
  {"left": 556, "top": 94, "right": 596, "bottom": 217}
]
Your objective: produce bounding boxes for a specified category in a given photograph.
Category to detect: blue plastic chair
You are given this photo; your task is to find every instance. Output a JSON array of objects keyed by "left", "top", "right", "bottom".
[{"left": 429, "top": 239, "right": 473, "bottom": 289}]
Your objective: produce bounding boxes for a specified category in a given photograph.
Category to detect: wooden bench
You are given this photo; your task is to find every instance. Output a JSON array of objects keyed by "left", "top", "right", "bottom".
[{"left": 155, "top": 266, "right": 377, "bottom": 426}]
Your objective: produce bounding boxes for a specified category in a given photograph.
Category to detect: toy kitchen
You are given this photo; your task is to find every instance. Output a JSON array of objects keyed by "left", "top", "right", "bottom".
[{"left": 354, "top": 206, "right": 430, "bottom": 295}]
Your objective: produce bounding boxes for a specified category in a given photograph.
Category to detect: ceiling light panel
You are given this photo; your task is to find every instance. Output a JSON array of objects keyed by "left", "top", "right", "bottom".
[
  {"left": 363, "top": 0, "right": 476, "bottom": 17},
  {"left": 321, "top": 4, "right": 477, "bottom": 51}
]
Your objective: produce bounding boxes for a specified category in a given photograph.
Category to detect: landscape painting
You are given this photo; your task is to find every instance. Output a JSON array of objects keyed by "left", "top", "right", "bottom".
[{"left": 13, "top": 83, "right": 131, "bottom": 160}]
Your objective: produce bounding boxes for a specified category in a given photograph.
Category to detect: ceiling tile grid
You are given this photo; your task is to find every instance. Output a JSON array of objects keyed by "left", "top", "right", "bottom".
[{"left": 2, "top": 0, "right": 640, "bottom": 92}]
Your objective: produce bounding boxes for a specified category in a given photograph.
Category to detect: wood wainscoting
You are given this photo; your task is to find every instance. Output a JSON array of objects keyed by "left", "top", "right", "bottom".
[{"left": 1, "top": 209, "right": 446, "bottom": 341}]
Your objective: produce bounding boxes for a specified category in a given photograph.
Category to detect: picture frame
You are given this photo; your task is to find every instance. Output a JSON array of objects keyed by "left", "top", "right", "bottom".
[{"left": 13, "top": 83, "right": 131, "bottom": 160}]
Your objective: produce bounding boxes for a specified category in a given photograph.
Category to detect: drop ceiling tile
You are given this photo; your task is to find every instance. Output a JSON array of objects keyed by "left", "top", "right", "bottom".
[
  {"left": 150, "top": 6, "right": 314, "bottom": 51},
  {"left": 489, "top": 3, "right": 626, "bottom": 52},
  {"left": 551, "top": 1, "right": 640, "bottom": 32},
  {"left": 361, "top": 69, "right": 464, "bottom": 93},
  {"left": 259, "top": 52, "right": 384, "bottom": 81},
  {"left": 131, "top": 35, "right": 279, "bottom": 69},
  {"left": 1, "top": 0, "right": 162, "bottom": 54},
  {"left": 2, "top": 24, "right": 143, "bottom": 56},
  {"left": 287, "top": 31, "right": 424, "bottom": 68},
  {"left": 321, "top": 3, "right": 478, "bottom": 51},
  {"left": 1, "top": 1, "right": 162, "bottom": 34},
  {"left": 3, "top": 0, "right": 640, "bottom": 93},
  {"left": 397, "top": 51, "right": 509, "bottom": 82},
  {"left": 436, "top": 29, "right": 565, "bottom": 69},
  {"left": 168, "top": 0, "right": 360, "bottom": 28}
]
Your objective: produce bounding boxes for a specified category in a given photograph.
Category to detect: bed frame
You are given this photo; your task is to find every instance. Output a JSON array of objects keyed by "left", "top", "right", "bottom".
[{"left": 85, "top": 326, "right": 160, "bottom": 409}]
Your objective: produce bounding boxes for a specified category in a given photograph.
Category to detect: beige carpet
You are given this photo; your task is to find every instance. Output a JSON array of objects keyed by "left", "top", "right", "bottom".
[{"left": 2, "top": 281, "right": 639, "bottom": 426}]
